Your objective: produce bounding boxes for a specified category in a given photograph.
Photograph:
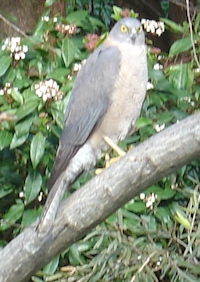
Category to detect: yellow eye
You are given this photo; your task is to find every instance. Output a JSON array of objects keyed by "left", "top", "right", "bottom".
[
  {"left": 137, "top": 25, "right": 143, "bottom": 33},
  {"left": 120, "top": 24, "right": 128, "bottom": 33}
]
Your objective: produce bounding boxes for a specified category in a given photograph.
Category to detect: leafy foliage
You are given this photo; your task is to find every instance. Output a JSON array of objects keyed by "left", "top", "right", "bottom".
[
  {"left": 0, "top": 8, "right": 105, "bottom": 239},
  {"left": 0, "top": 2, "right": 200, "bottom": 282}
]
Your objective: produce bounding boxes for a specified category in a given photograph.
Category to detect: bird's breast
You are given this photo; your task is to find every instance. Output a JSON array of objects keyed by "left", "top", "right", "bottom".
[{"left": 88, "top": 43, "right": 147, "bottom": 154}]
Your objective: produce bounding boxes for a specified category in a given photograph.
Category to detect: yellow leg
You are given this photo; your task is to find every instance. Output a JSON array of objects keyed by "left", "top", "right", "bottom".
[
  {"left": 95, "top": 136, "right": 126, "bottom": 174},
  {"left": 103, "top": 136, "right": 126, "bottom": 157}
]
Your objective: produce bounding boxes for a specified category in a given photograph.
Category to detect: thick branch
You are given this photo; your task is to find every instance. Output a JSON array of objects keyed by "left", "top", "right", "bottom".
[{"left": 0, "top": 112, "right": 200, "bottom": 282}]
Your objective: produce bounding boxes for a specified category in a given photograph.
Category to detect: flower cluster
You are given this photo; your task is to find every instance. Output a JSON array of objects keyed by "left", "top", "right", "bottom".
[
  {"left": 55, "top": 23, "right": 77, "bottom": 35},
  {"left": 34, "top": 79, "right": 63, "bottom": 102},
  {"left": 141, "top": 19, "right": 165, "bottom": 36},
  {"left": 2, "top": 37, "right": 28, "bottom": 60},
  {"left": 154, "top": 123, "right": 166, "bottom": 132},
  {"left": 140, "top": 192, "right": 157, "bottom": 209},
  {"left": 67, "top": 60, "right": 86, "bottom": 81},
  {"left": 84, "top": 34, "right": 100, "bottom": 52},
  {"left": 41, "top": 16, "right": 58, "bottom": 23},
  {"left": 73, "top": 63, "right": 82, "bottom": 73},
  {"left": 0, "top": 82, "right": 17, "bottom": 96}
]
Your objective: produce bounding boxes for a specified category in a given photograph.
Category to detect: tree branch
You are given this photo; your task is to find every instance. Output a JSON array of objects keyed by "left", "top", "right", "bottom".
[
  {"left": 0, "top": 112, "right": 200, "bottom": 282},
  {"left": 0, "top": 12, "right": 28, "bottom": 38}
]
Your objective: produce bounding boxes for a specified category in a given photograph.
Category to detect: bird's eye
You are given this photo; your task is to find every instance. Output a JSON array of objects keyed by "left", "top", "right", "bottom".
[
  {"left": 137, "top": 25, "right": 143, "bottom": 33},
  {"left": 120, "top": 25, "right": 128, "bottom": 33}
]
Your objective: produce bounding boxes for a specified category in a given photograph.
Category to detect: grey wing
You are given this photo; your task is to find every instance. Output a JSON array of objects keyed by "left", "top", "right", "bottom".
[{"left": 47, "top": 44, "right": 121, "bottom": 189}]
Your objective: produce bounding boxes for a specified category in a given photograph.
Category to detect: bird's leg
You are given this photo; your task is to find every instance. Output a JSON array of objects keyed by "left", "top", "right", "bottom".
[
  {"left": 103, "top": 136, "right": 126, "bottom": 157},
  {"left": 95, "top": 136, "right": 126, "bottom": 174}
]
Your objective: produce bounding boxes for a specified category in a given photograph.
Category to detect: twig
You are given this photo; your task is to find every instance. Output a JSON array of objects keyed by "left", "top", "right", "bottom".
[
  {"left": 0, "top": 13, "right": 28, "bottom": 39},
  {"left": 130, "top": 251, "right": 158, "bottom": 282},
  {"left": 186, "top": 0, "right": 200, "bottom": 69},
  {"left": 170, "top": 0, "right": 200, "bottom": 12},
  {"left": 0, "top": 12, "right": 55, "bottom": 53}
]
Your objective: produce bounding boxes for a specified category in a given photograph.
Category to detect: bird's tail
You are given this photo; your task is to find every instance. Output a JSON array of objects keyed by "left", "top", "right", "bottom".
[
  {"left": 36, "top": 172, "right": 67, "bottom": 235},
  {"left": 36, "top": 143, "right": 97, "bottom": 236}
]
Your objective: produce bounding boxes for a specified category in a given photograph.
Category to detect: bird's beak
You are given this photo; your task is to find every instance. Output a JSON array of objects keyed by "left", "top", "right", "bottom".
[{"left": 130, "top": 27, "right": 138, "bottom": 41}]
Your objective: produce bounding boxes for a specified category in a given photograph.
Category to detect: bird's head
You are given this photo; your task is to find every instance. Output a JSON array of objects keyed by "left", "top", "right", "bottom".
[{"left": 109, "top": 18, "right": 145, "bottom": 45}]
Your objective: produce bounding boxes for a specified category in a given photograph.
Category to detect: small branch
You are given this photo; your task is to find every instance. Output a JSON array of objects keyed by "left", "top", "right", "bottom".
[
  {"left": 130, "top": 251, "right": 159, "bottom": 282},
  {"left": 185, "top": 0, "right": 200, "bottom": 70},
  {"left": 0, "top": 12, "right": 55, "bottom": 52},
  {"left": 0, "top": 13, "right": 28, "bottom": 38}
]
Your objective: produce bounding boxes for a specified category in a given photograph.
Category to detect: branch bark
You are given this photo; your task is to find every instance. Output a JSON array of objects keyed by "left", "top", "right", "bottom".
[{"left": 0, "top": 112, "right": 200, "bottom": 282}]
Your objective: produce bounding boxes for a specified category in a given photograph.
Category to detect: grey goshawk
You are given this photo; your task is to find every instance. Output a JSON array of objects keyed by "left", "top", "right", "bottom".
[{"left": 37, "top": 17, "right": 148, "bottom": 233}]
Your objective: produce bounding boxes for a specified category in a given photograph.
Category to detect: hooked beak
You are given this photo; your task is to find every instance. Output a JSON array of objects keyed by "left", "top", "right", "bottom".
[{"left": 130, "top": 27, "right": 138, "bottom": 41}]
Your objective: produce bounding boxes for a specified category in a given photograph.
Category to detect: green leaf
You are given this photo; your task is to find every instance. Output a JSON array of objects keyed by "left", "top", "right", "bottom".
[
  {"left": 194, "top": 12, "right": 200, "bottom": 33},
  {"left": 0, "top": 186, "right": 13, "bottom": 199},
  {"left": 155, "top": 207, "right": 171, "bottom": 225},
  {"left": 45, "top": 0, "right": 55, "bottom": 7},
  {"left": 31, "top": 277, "right": 44, "bottom": 282},
  {"left": 170, "top": 203, "right": 190, "bottom": 230},
  {"left": 43, "top": 255, "right": 60, "bottom": 275},
  {"left": 32, "top": 11, "right": 49, "bottom": 41},
  {"left": 169, "top": 36, "right": 193, "bottom": 56},
  {"left": 30, "top": 132, "right": 46, "bottom": 168},
  {"left": 169, "top": 63, "right": 194, "bottom": 92},
  {"left": 111, "top": 5, "right": 123, "bottom": 21},
  {"left": 10, "top": 88, "right": 23, "bottom": 105},
  {"left": 148, "top": 67, "right": 165, "bottom": 82},
  {"left": 141, "top": 215, "right": 157, "bottom": 233},
  {"left": 125, "top": 200, "right": 146, "bottom": 213},
  {"left": 135, "top": 117, "right": 152, "bottom": 129},
  {"left": 89, "top": 17, "right": 106, "bottom": 29},
  {"left": 0, "top": 203, "right": 24, "bottom": 231},
  {"left": 14, "top": 77, "right": 31, "bottom": 90},
  {"left": 51, "top": 108, "right": 64, "bottom": 129},
  {"left": 160, "top": 18, "right": 184, "bottom": 33},
  {"left": 24, "top": 171, "right": 42, "bottom": 204},
  {"left": 174, "top": 210, "right": 190, "bottom": 230},
  {"left": 15, "top": 117, "right": 34, "bottom": 137},
  {"left": 66, "top": 10, "right": 89, "bottom": 26},
  {"left": 16, "top": 99, "right": 39, "bottom": 121},
  {"left": 46, "top": 68, "right": 70, "bottom": 83},
  {"left": 146, "top": 185, "right": 176, "bottom": 200},
  {"left": 157, "top": 111, "right": 174, "bottom": 124},
  {"left": 0, "top": 130, "right": 13, "bottom": 150},
  {"left": 10, "top": 133, "right": 28, "bottom": 149},
  {"left": 0, "top": 55, "right": 12, "bottom": 77},
  {"left": 154, "top": 78, "right": 175, "bottom": 94},
  {"left": 62, "top": 38, "right": 77, "bottom": 68},
  {"left": 69, "top": 244, "right": 86, "bottom": 266},
  {"left": 50, "top": 101, "right": 65, "bottom": 129},
  {"left": 21, "top": 209, "right": 41, "bottom": 226},
  {"left": 160, "top": 188, "right": 176, "bottom": 200}
]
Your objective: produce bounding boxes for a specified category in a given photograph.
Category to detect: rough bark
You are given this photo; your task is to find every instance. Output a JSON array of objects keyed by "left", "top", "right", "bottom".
[{"left": 0, "top": 112, "right": 200, "bottom": 282}]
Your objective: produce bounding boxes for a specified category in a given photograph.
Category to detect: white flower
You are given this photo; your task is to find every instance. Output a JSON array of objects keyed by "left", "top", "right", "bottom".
[
  {"left": 0, "top": 89, "right": 4, "bottom": 95},
  {"left": 2, "top": 37, "right": 28, "bottom": 60},
  {"left": 154, "top": 123, "right": 165, "bottom": 132},
  {"left": 147, "top": 82, "right": 154, "bottom": 90},
  {"left": 34, "top": 79, "right": 63, "bottom": 102},
  {"left": 153, "top": 63, "right": 163, "bottom": 70},
  {"left": 142, "top": 19, "right": 165, "bottom": 36},
  {"left": 42, "top": 16, "right": 50, "bottom": 22}
]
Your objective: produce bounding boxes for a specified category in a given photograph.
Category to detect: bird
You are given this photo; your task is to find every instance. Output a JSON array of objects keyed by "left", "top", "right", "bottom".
[{"left": 36, "top": 17, "right": 148, "bottom": 234}]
